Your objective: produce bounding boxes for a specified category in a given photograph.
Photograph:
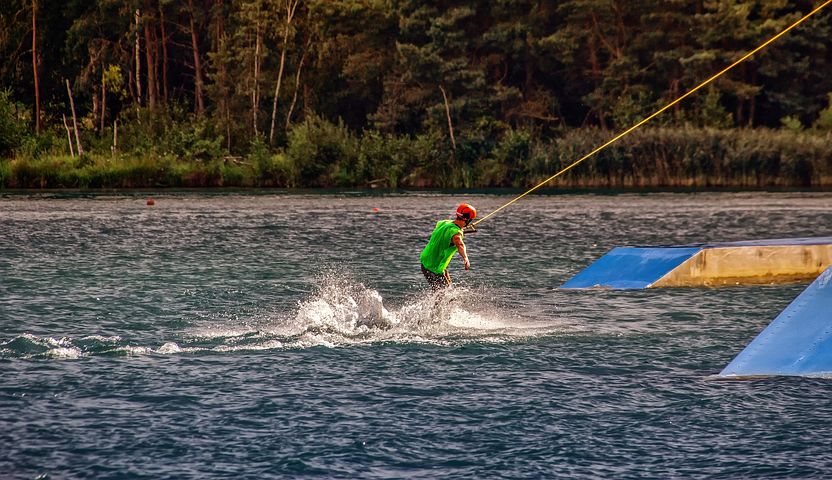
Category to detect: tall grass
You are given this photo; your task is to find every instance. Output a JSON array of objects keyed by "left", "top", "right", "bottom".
[
  {"left": 477, "top": 126, "right": 832, "bottom": 189},
  {"left": 2, "top": 121, "right": 831, "bottom": 189},
  {"left": 540, "top": 127, "right": 832, "bottom": 188},
  {"left": 1, "top": 154, "right": 252, "bottom": 189}
]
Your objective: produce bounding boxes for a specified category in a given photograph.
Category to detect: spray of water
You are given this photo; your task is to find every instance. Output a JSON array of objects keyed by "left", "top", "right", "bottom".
[
  {"left": 0, "top": 268, "right": 577, "bottom": 359},
  {"left": 265, "top": 268, "right": 564, "bottom": 348}
]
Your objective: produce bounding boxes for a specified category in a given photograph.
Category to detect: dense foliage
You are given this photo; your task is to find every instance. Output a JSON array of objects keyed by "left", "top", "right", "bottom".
[{"left": 2, "top": 0, "right": 832, "bottom": 188}]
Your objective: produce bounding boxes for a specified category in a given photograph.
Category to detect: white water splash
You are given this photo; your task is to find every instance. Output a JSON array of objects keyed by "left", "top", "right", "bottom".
[
  {"left": 157, "top": 342, "right": 183, "bottom": 354},
  {"left": 44, "top": 346, "right": 83, "bottom": 359},
  {"left": 2, "top": 273, "right": 575, "bottom": 360},
  {"left": 115, "top": 346, "right": 155, "bottom": 356},
  {"left": 0, "top": 334, "right": 85, "bottom": 359},
  {"left": 80, "top": 335, "right": 122, "bottom": 343},
  {"left": 245, "top": 271, "right": 572, "bottom": 349}
]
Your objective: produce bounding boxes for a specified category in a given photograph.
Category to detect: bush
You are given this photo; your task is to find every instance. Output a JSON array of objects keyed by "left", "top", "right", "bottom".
[
  {"left": 285, "top": 115, "right": 358, "bottom": 186},
  {"left": 480, "top": 128, "right": 533, "bottom": 187},
  {"left": 17, "top": 129, "right": 64, "bottom": 160},
  {"left": 167, "top": 120, "right": 224, "bottom": 162},
  {"left": 408, "top": 130, "right": 454, "bottom": 187},
  {"left": 814, "top": 93, "right": 832, "bottom": 132},
  {"left": 9, "top": 155, "right": 74, "bottom": 188},
  {"left": 0, "top": 160, "right": 9, "bottom": 187},
  {"left": 357, "top": 131, "right": 422, "bottom": 188},
  {"left": 0, "top": 89, "right": 26, "bottom": 158},
  {"left": 249, "top": 139, "right": 296, "bottom": 187},
  {"left": 219, "top": 162, "right": 247, "bottom": 186},
  {"left": 112, "top": 106, "right": 225, "bottom": 162}
]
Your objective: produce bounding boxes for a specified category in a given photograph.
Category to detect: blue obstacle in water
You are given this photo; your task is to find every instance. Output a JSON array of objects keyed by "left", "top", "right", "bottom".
[
  {"left": 561, "top": 236, "right": 832, "bottom": 290},
  {"left": 560, "top": 247, "right": 700, "bottom": 289},
  {"left": 719, "top": 266, "right": 832, "bottom": 378},
  {"left": 719, "top": 267, "right": 832, "bottom": 377}
]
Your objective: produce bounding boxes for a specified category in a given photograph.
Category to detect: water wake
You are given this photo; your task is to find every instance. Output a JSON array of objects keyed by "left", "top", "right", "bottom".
[
  {"left": 1, "top": 272, "right": 574, "bottom": 359},
  {"left": 198, "top": 272, "right": 571, "bottom": 350}
]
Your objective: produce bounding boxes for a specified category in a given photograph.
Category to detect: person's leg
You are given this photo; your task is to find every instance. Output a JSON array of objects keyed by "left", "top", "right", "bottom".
[
  {"left": 421, "top": 265, "right": 449, "bottom": 322},
  {"left": 422, "top": 264, "right": 449, "bottom": 291}
]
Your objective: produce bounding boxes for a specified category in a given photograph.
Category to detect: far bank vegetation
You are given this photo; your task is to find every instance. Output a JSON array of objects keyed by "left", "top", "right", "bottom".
[{"left": 2, "top": 1, "right": 832, "bottom": 189}]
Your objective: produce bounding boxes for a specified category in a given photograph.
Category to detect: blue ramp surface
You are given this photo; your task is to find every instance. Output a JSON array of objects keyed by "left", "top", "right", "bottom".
[
  {"left": 720, "top": 266, "right": 832, "bottom": 378},
  {"left": 560, "top": 247, "right": 700, "bottom": 289}
]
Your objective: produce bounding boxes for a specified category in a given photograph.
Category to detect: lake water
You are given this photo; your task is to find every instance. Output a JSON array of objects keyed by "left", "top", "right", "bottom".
[{"left": 2, "top": 190, "right": 832, "bottom": 478}]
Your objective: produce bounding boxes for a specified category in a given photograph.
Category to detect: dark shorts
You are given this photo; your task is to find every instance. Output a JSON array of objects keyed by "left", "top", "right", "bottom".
[{"left": 421, "top": 264, "right": 450, "bottom": 290}]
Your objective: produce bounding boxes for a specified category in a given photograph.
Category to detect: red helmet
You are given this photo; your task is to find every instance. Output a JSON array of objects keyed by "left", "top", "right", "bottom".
[{"left": 456, "top": 203, "right": 477, "bottom": 221}]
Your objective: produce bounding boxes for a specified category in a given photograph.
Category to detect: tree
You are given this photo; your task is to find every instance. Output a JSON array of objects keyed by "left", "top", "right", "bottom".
[
  {"left": 372, "top": 1, "right": 519, "bottom": 136},
  {"left": 32, "top": 0, "right": 41, "bottom": 133},
  {"left": 233, "top": 0, "right": 268, "bottom": 136},
  {"left": 188, "top": 0, "right": 206, "bottom": 116},
  {"left": 268, "top": 0, "right": 301, "bottom": 144}
]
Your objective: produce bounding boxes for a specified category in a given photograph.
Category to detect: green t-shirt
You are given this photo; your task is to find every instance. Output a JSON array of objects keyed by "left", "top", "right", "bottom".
[{"left": 420, "top": 220, "right": 463, "bottom": 274}]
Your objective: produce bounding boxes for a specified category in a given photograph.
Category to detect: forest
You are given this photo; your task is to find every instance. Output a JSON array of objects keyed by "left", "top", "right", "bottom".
[{"left": 1, "top": 0, "right": 832, "bottom": 189}]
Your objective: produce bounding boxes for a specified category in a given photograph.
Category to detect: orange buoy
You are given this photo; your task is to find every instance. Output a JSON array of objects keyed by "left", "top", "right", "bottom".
[{"left": 146, "top": 197, "right": 156, "bottom": 206}]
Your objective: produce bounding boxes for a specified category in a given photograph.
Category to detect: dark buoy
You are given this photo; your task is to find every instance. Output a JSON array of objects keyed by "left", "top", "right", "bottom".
[{"left": 146, "top": 197, "right": 156, "bottom": 206}]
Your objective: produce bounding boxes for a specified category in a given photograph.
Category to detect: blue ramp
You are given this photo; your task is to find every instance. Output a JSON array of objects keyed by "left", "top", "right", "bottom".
[
  {"left": 719, "top": 266, "right": 832, "bottom": 378},
  {"left": 560, "top": 247, "right": 700, "bottom": 289}
]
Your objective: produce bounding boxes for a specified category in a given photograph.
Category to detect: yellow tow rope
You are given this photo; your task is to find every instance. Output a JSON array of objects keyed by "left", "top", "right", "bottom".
[{"left": 473, "top": 0, "right": 832, "bottom": 227}]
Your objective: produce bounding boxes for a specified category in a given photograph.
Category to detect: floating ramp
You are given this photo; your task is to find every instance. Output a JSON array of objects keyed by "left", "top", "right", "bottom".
[
  {"left": 561, "top": 237, "right": 832, "bottom": 289},
  {"left": 719, "top": 266, "right": 832, "bottom": 378}
]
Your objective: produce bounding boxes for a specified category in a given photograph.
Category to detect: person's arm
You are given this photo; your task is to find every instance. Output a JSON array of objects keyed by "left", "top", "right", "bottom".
[{"left": 452, "top": 233, "right": 470, "bottom": 270}]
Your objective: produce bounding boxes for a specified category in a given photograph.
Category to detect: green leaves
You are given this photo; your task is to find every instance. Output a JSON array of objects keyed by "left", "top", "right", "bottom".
[
  {"left": 5, "top": 0, "right": 832, "bottom": 190},
  {"left": 0, "top": 89, "right": 26, "bottom": 157}
]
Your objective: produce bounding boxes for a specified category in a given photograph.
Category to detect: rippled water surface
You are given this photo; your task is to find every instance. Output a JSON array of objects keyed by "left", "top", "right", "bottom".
[{"left": 3, "top": 191, "right": 832, "bottom": 478}]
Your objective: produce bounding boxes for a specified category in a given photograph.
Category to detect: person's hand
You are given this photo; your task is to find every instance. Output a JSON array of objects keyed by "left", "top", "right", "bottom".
[{"left": 463, "top": 257, "right": 470, "bottom": 270}]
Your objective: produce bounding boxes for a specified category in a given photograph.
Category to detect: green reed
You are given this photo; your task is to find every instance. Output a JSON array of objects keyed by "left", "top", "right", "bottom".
[{"left": 2, "top": 124, "right": 830, "bottom": 189}]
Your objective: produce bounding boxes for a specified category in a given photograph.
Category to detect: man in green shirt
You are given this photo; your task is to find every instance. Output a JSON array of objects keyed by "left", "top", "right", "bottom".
[{"left": 420, "top": 203, "right": 476, "bottom": 290}]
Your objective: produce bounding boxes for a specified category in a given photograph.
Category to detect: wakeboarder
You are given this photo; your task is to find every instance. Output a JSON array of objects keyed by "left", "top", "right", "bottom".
[{"left": 419, "top": 203, "right": 476, "bottom": 290}]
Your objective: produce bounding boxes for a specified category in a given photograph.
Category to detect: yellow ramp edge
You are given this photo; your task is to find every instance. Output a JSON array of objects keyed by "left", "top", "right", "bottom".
[{"left": 652, "top": 245, "right": 832, "bottom": 287}]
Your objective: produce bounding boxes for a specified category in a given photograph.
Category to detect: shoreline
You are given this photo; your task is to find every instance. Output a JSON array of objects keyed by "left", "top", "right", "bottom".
[
  {"left": 3, "top": 126, "right": 831, "bottom": 190},
  {"left": 3, "top": 186, "right": 832, "bottom": 197}
]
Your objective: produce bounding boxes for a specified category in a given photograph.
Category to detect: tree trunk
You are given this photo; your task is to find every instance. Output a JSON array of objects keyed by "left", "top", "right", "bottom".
[
  {"left": 62, "top": 114, "right": 74, "bottom": 157},
  {"left": 159, "top": 4, "right": 169, "bottom": 104},
  {"left": 252, "top": 17, "right": 262, "bottom": 136},
  {"left": 188, "top": 0, "right": 205, "bottom": 117},
  {"left": 226, "top": 102, "right": 232, "bottom": 151},
  {"left": 735, "top": 102, "right": 743, "bottom": 127},
  {"left": 152, "top": 12, "right": 161, "bottom": 103},
  {"left": 303, "top": 83, "right": 309, "bottom": 116},
  {"left": 144, "top": 5, "right": 156, "bottom": 110},
  {"left": 143, "top": 3, "right": 157, "bottom": 109},
  {"left": 128, "top": 62, "right": 136, "bottom": 105},
  {"left": 32, "top": 0, "right": 40, "bottom": 134},
  {"left": 268, "top": 34, "right": 289, "bottom": 144},
  {"left": 66, "top": 79, "right": 83, "bottom": 156},
  {"left": 269, "top": 0, "right": 301, "bottom": 144},
  {"left": 439, "top": 85, "right": 456, "bottom": 151},
  {"left": 101, "top": 72, "right": 107, "bottom": 132},
  {"left": 214, "top": 0, "right": 224, "bottom": 43},
  {"left": 213, "top": 0, "right": 231, "bottom": 149},
  {"left": 135, "top": 9, "right": 142, "bottom": 108},
  {"left": 286, "top": 41, "right": 309, "bottom": 129},
  {"left": 748, "top": 67, "right": 757, "bottom": 128},
  {"left": 92, "top": 85, "right": 100, "bottom": 132}
]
